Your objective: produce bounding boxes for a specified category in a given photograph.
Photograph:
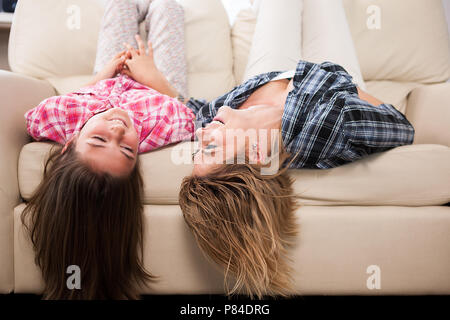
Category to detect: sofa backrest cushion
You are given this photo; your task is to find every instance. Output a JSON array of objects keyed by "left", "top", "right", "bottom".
[
  {"left": 178, "top": 0, "right": 236, "bottom": 100},
  {"left": 9, "top": 0, "right": 235, "bottom": 100},
  {"left": 343, "top": 0, "right": 450, "bottom": 83},
  {"left": 9, "top": 0, "right": 103, "bottom": 78}
]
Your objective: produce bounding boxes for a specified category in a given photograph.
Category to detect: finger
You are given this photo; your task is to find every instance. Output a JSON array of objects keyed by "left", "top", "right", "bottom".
[
  {"left": 124, "top": 58, "right": 134, "bottom": 69},
  {"left": 147, "top": 40, "right": 153, "bottom": 57},
  {"left": 121, "top": 69, "right": 132, "bottom": 78},
  {"left": 135, "top": 34, "right": 146, "bottom": 56},
  {"left": 123, "top": 42, "right": 138, "bottom": 57},
  {"left": 115, "top": 54, "right": 126, "bottom": 62},
  {"left": 121, "top": 50, "right": 132, "bottom": 63},
  {"left": 113, "top": 50, "right": 126, "bottom": 59},
  {"left": 116, "top": 56, "right": 126, "bottom": 70},
  {"left": 113, "top": 55, "right": 126, "bottom": 68}
]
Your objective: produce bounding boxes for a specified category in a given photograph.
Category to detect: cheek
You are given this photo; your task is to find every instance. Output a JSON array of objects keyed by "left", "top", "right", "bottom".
[
  {"left": 128, "top": 131, "right": 140, "bottom": 150},
  {"left": 231, "top": 117, "right": 249, "bottom": 131},
  {"left": 210, "top": 129, "right": 226, "bottom": 146}
]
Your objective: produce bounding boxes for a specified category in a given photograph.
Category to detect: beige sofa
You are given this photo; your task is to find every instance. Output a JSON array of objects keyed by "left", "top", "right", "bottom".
[{"left": 1, "top": 0, "right": 449, "bottom": 295}]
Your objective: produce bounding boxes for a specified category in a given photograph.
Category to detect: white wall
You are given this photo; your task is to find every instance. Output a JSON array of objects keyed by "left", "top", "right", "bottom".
[
  {"left": 220, "top": 0, "right": 253, "bottom": 25},
  {"left": 443, "top": 0, "right": 450, "bottom": 37}
]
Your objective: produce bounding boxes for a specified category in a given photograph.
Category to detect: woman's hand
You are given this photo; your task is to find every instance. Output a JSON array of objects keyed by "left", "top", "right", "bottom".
[
  {"left": 122, "top": 35, "right": 178, "bottom": 98},
  {"left": 87, "top": 51, "right": 128, "bottom": 86}
]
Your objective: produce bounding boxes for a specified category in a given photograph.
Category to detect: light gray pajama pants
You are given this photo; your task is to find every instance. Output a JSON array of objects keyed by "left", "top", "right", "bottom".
[{"left": 94, "top": 0, "right": 188, "bottom": 97}]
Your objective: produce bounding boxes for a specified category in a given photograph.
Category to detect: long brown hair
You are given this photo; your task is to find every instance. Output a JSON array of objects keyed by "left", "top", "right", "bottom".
[
  {"left": 21, "top": 141, "right": 154, "bottom": 299},
  {"left": 179, "top": 152, "right": 299, "bottom": 299}
]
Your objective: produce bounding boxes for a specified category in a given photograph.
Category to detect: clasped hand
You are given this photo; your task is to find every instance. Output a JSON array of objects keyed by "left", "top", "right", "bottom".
[{"left": 93, "top": 34, "right": 178, "bottom": 98}]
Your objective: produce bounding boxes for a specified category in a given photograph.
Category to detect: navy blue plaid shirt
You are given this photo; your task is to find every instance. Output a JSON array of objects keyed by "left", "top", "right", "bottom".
[{"left": 186, "top": 60, "right": 415, "bottom": 169}]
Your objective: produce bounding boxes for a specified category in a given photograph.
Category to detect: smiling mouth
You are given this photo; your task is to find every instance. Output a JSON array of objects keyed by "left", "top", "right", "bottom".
[
  {"left": 212, "top": 117, "right": 224, "bottom": 124},
  {"left": 109, "top": 117, "right": 128, "bottom": 128}
]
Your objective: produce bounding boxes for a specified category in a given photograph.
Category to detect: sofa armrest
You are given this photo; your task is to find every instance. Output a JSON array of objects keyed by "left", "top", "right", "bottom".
[
  {"left": 0, "top": 70, "right": 55, "bottom": 293},
  {"left": 406, "top": 83, "right": 450, "bottom": 147}
]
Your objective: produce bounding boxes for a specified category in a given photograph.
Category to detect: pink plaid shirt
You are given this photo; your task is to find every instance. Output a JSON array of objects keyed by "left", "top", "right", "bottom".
[{"left": 25, "top": 75, "right": 195, "bottom": 154}]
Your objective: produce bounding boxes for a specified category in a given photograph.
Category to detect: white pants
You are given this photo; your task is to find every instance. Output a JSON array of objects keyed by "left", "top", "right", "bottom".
[{"left": 244, "top": 0, "right": 366, "bottom": 89}]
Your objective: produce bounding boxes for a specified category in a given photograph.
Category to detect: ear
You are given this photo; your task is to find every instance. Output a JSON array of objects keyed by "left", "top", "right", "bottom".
[{"left": 60, "top": 134, "right": 77, "bottom": 155}]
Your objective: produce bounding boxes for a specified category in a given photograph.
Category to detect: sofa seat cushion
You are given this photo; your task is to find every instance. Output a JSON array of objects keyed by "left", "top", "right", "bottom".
[
  {"left": 14, "top": 204, "right": 450, "bottom": 294},
  {"left": 46, "top": 75, "right": 96, "bottom": 95},
  {"left": 18, "top": 142, "right": 450, "bottom": 206},
  {"left": 365, "top": 80, "right": 422, "bottom": 114}
]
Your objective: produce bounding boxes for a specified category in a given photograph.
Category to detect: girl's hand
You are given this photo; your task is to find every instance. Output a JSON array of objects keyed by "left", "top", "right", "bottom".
[
  {"left": 88, "top": 51, "right": 127, "bottom": 86},
  {"left": 122, "top": 35, "right": 178, "bottom": 98}
]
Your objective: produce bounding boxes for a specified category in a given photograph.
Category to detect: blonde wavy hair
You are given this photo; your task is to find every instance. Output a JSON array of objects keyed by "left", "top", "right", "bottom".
[{"left": 179, "top": 153, "right": 299, "bottom": 298}]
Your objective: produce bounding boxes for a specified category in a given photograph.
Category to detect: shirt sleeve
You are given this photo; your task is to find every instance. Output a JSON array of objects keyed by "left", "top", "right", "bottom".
[
  {"left": 284, "top": 94, "right": 415, "bottom": 170},
  {"left": 138, "top": 99, "right": 195, "bottom": 153},
  {"left": 185, "top": 97, "right": 215, "bottom": 129},
  {"left": 342, "top": 95, "right": 415, "bottom": 159},
  {"left": 319, "top": 61, "right": 358, "bottom": 93},
  {"left": 185, "top": 97, "right": 207, "bottom": 114},
  {"left": 168, "top": 101, "right": 196, "bottom": 144},
  {"left": 24, "top": 96, "right": 67, "bottom": 145},
  {"left": 320, "top": 61, "right": 353, "bottom": 80}
]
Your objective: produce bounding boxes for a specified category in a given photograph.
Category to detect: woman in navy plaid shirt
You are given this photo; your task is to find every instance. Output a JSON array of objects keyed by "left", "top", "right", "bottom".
[{"left": 176, "top": 59, "right": 414, "bottom": 298}]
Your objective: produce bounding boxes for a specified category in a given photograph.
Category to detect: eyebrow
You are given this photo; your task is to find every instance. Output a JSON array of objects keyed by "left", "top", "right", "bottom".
[{"left": 86, "top": 142, "right": 135, "bottom": 160}]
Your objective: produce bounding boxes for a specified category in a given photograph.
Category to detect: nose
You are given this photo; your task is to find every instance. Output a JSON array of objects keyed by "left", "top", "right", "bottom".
[
  {"left": 110, "top": 123, "right": 126, "bottom": 137},
  {"left": 195, "top": 127, "right": 208, "bottom": 146}
]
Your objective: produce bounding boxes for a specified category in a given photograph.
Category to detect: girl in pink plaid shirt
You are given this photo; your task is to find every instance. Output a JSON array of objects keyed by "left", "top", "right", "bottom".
[
  {"left": 25, "top": 52, "right": 194, "bottom": 177},
  {"left": 22, "top": 0, "right": 192, "bottom": 300},
  {"left": 25, "top": 0, "right": 191, "bottom": 178}
]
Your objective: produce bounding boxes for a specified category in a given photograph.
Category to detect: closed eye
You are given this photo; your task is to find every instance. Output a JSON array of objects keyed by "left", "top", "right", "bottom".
[
  {"left": 93, "top": 136, "right": 133, "bottom": 153},
  {"left": 93, "top": 136, "right": 106, "bottom": 142},
  {"left": 203, "top": 144, "right": 217, "bottom": 155}
]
